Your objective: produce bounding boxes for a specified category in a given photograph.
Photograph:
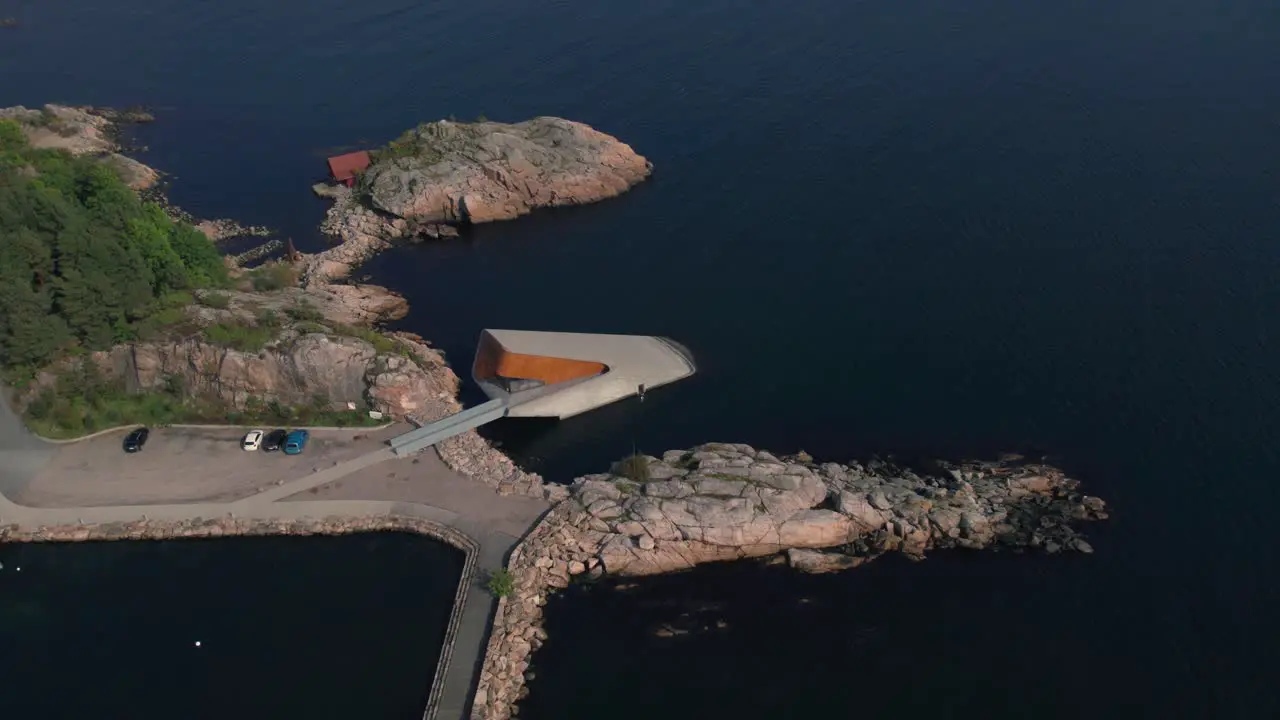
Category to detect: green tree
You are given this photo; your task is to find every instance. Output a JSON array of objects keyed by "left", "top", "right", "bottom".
[
  {"left": 168, "top": 223, "right": 226, "bottom": 287},
  {"left": 0, "top": 118, "right": 230, "bottom": 370},
  {"left": 127, "top": 205, "right": 189, "bottom": 293}
]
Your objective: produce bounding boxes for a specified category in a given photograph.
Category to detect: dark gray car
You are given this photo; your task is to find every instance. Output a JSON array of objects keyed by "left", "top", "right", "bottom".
[
  {"left": 123, "top": 427, "right": 149, "bottom": 453},
  {"left": 262, "top": 428, "right": 288, "bottom": 452}
]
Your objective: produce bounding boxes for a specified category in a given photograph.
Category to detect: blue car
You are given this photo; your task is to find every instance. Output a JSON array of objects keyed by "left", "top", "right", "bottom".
[{"left": 283, "top": 429, "right": 309, "bottom": 455}]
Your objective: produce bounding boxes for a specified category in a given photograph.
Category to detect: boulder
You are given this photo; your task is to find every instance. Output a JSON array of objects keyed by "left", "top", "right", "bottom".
[
  {"left": 836, "top": 491, "right": 889, "bottom": 532},
  {"left": 779, "top": 510, "right": 857, "bottom": 547},
  {"left": 787, "top": 549, "right": 864, "bottom": 574}
]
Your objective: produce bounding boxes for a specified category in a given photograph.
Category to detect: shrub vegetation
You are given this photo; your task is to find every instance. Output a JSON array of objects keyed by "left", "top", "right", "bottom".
[
  {"left": 615, "top": 453, "right": 652, "bottom": 483},
  {"left": 485, "top": 568, "right": 515, "bottom": 598}
]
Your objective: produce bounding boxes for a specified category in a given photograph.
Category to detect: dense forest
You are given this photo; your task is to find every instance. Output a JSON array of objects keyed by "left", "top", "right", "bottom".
[{"left": 0, "top": 118, "right": 225, "bottom": 375}]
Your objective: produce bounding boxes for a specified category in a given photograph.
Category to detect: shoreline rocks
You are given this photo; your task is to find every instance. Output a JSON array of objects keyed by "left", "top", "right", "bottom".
[
  {"left": 302, "top": 185, "right": 407, "bottom": 286},
  {"left": 138, "top": 187, "right": 274, "bottom": 241},
  {"left": 469, "top": 443, "right": 1108, "bottom": 720}
]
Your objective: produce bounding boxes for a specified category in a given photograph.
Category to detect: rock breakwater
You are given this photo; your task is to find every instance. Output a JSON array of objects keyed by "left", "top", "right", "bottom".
[
  {"left": 0, "top": 513, "right": 475, "bottom": 549},
  {"left": 471, "top": 443, "right": 1107, "bottom": 719}
]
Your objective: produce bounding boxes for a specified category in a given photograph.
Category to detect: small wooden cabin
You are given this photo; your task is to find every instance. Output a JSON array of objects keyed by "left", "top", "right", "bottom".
[{"left": 326, "top": 151, "right": 371, "bottom": 187}]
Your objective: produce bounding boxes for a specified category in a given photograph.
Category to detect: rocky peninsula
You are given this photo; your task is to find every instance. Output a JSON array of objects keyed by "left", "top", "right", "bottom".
[
  {"left": 0, "top": 103, "right": 559, "bottom": 501},
  {"left": 0, "top": 103, "right": 268, "bottom": 240},
  {"left": 468, "top": 445, "right": 1106, "bottom": 718}
]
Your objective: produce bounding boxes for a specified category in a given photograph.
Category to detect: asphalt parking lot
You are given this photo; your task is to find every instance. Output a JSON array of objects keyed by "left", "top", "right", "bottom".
[{"left": 11, "top": 423, "right": 408, "bottom": 508}]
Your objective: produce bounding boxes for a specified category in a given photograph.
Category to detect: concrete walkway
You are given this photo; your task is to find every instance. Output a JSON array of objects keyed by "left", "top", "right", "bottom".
[{"left": 0, "top": 396, "right": 549, "bottom": 720}]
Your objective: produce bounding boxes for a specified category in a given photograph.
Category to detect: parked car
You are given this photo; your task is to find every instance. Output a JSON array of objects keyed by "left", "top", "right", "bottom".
[
  {"left": 123, "top": 427, "right": 149, "bottom": 453},
  {"left": 242, "top": 429, "right": 264, "bottom": 451},
  {"left": 283, "top": 429, "right": 310, "bottom": 455},
  {"left": 262, "top": 429, "right": 288, "bottom": 452}
]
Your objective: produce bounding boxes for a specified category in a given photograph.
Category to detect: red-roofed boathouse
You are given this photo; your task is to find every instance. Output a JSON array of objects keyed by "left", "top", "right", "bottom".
[{"left": 326, "top": 151, "right": 371, "bottom": 187}]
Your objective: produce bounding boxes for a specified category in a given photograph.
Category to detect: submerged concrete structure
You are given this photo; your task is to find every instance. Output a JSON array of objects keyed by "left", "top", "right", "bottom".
[
  {"left": 390, "top": 330, "right": 696, "bottom": 456},
  {"left": 472, "top": 329, "right": 696, "bottom": 418}
]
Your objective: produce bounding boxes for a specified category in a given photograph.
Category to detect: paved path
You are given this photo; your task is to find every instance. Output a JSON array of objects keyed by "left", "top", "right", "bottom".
[{"left": 0, "top": 394, "right": 548, "bottom": 720}]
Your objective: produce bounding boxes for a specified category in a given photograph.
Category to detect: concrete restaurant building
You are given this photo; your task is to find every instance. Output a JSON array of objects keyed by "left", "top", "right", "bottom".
[{"left": 471, "top": 329, "right": 696, "bottom": 418}]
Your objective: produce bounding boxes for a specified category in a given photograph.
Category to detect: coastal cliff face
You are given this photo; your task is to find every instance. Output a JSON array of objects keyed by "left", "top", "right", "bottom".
[
  {"left": 21, "top": 279, "right": 462, "bottom": 424},
  {"left": 472, "top": 444, "right": 1108, "bottom": 720},
  {"left": 87, "top": 332, "right": 459, "bottom": 421},
  {"left": 363, "top": 117, "right": 651, "bottom": 223}
]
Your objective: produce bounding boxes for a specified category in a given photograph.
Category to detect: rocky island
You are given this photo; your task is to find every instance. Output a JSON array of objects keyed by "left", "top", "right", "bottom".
[{"left": 306, "top": 116, "right": 651, "bottom": 284}]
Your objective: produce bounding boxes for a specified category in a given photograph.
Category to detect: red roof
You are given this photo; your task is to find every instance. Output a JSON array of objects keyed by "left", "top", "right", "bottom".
[{"left": 327, "top": 151, "right": 371, "bottom": 182}]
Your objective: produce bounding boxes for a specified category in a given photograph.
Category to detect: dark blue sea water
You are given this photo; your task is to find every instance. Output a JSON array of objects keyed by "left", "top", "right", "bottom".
[
  {"left": 0, "top": 534, "right": 463, "bottom": 719},
  {"left": 4, "top": 0, "right": 1280, "bottom": 717}
]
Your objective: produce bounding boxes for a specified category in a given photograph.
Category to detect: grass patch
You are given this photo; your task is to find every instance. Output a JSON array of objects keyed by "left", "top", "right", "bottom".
[
  {"left": 24, "top": 387, "right": 186, "bottom": 439},
  {"left": 330, "top": 324, "right": 399, "bottom": 354},
  {"left": 202, "top": 320, "right": 275, "bottom": 352},
  {"left": 485, "top": 568, "right": 515, "bottom": 598},
  {"left": 23, "top": 368, "right": 385, "bottom": 439},
  {"left": 370, "top": 124, "right": 445, "bottom": 166},
  {"left": 226, "top": 397, "right": 382, "bottom": 428},
  {"left": 197, "top": 291, "right": 230, "bottom": 309},
  {"left": 129, "top": 291, "right": 198, "bottom": 341},
  {"left": 23, "top": 365, "right": 193, "bottom": 438},
  {"left": 255, "top": 307, "right": 281, "bottom": 327},
  {"left": 245, "top": 261, "right": 298, "bottom": 292},
  {"left": 284, "top": 300, "right": 324, "bottom": 324},
  {"left": 293, "top": 321, "right": 330, "bottom": 335}
]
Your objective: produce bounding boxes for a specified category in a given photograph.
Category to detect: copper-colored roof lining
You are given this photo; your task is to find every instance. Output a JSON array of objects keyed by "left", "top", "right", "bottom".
[{"left": 473, "top": 331, "right": 606, "bottom": 385}]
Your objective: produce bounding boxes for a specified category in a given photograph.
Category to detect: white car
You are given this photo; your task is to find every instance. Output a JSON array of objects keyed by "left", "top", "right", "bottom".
[{"left": 241, "top": 429, "right": 264, "bottom": 451}]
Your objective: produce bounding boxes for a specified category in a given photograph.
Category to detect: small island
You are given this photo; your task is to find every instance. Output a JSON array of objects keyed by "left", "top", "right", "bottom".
[{"left": 306, "top": 116, "right": 651, "bottom": 284}]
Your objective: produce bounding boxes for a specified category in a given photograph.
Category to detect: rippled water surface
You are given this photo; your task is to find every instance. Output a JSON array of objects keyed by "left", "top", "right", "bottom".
[
  {"left": 4, "top": 0, "right": 1280, "bottom": 717},
  {"left": 0, "top": 534, "right": 463, "bottom": 720}
]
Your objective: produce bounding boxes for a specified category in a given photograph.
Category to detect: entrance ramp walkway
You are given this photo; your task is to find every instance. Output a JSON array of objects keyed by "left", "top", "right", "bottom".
[
  {"left": 389, "top": 373, "right": 600, "bottom": 457},
  {"left": 390, "top": 399, "right": 510, "bottom": 456}
]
